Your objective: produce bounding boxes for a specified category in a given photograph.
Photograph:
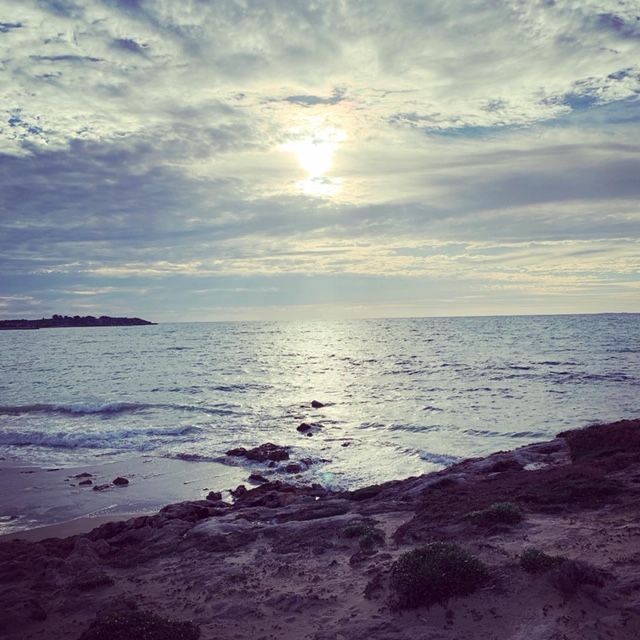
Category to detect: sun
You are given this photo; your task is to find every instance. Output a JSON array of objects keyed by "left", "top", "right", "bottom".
[{"left": 280, "top": 125, "right": 346, "bottom": 181}]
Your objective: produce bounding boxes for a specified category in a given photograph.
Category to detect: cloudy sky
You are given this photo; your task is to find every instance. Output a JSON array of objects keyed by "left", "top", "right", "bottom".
[{"left": 1, "top": 0, "right": 639, "bottom": 321}]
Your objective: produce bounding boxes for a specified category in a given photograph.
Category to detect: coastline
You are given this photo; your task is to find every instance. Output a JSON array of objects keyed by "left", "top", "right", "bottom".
[
  {"left": 1, "top": 418, "right": 639, "bottom": 639},
  {"left": 0, "top": 456, "right": 248, "bottom": 539}
]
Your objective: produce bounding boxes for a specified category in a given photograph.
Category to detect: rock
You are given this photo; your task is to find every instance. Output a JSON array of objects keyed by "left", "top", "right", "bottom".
[
  {"left": 92, "top": 484, "right": 110, "bottom": 492},
  {"left": 75, "top": 472, "right": 92, "bottom": 478},
  {"left": 297, "top": 422, "right": 322, "bottom": 435},
  {"left": 112, "top": 477, "right": 129, "bottom": 486},
  {"left": 311, "top": 400, "right": 324, "bottom": 408},
  {"left": 206, "top": 491, "right": 222, "bottom": 502},
  {"left": 284, "top": 462, "right": 302, "bottom": 473},
  {"left": 79, "top": 479, "right": 93, "bottom": 486},
  {"left": 226, "top": 443, "right": 290, "bottom": 462},
  {"left": 78, "top": 609, "right": 200, "bottom": 640},
  {"left": 249, "top": 473, "right": 269, "bottom": 484},
  {"left": 231, "top": 484, "right": 247, "bottom": 498}
]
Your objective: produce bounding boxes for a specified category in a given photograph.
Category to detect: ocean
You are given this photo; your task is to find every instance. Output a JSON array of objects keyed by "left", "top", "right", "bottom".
[{"left": 1, "top": 314, "right": 638, "bottom": 490}]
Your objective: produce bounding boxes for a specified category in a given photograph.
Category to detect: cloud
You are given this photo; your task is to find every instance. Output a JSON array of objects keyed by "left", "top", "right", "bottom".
[{"left": 0, "top": 0, "right": 639, "bottom": 319}]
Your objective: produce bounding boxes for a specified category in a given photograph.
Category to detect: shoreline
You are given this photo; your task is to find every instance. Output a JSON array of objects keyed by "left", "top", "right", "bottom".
[
  {"left": 0, "top": 455, "right": 248, "bottom": 539},
  {"left": 1, "top": 418, "right": 639, "bottom": 639}
]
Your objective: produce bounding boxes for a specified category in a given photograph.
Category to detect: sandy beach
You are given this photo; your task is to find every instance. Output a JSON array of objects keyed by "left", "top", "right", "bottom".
[
  {"left": 1, "top": 419, "right": 639, "bottom": 640},
  {"left": 0, "top": 456, "right": 248, "bottom": 540}
]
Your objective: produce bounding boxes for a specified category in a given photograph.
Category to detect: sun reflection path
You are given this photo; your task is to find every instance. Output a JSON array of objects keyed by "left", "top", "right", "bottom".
[{"left": 280, "top": 124, "right": 346, "bottom": 196}]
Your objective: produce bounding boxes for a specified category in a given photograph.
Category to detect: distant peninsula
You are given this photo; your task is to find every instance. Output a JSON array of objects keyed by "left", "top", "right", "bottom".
[{"left": 0, "top": 315, "right": 157, "bottom": 330}]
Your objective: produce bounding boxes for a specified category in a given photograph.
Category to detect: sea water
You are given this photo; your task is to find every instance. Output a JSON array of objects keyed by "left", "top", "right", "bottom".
[{"left": 0, "top": 314, "right": 638, "bottom": 489}]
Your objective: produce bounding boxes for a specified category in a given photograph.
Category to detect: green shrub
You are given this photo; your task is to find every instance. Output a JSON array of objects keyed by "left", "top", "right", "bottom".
[
  {"left": 342, "top": 522, "right": 385, "bottom": 549},
  {"left": 548, "top": 559, "right": 603, "bottom": 596},
  {"left": 519, "top": 548, "right": 565, "bottom": 574},
  {"left": 390, "top": 542, "right": 489, "bottom": 609},
  {"left": 468, "top": 502, "right": 524, "bottom": 526},
  {"left": 78, "top": 609, "right": 201, "bottom": 640}
]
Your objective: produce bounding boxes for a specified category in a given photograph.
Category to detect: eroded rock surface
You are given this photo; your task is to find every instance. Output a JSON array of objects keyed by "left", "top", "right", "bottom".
[{"left": 1, "top": 419, "right": 639, "bottom": 640}]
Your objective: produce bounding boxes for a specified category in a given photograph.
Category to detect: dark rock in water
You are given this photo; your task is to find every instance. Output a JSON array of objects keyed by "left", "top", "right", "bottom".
[
  {"left": 113, "top": 477, "right": 129, "bottom": 486},
  {"left": 226, "top": 443, "right": 290, "bottom": 462},
  {"left": 284, "top": 462, "right": 302, "bottom": 473},
  {"left": 249, "top": 473, "right": 269, "bottom": 484},
  {"left": 92, "top": 484, "right": 110, "bottom": 492},
  {"left": 231, "top": 485, "right": 247, "bottom": 499},
  {"left": 311, "top": 400, "right": 325, "bottom": 408},
  {"left": 75, "top": 472, "right": 92, "bottom": 478},
  {"left": 297, "top": 422, "right": 322, "bottom": 435},
  {"left": 206, "top": 491, "right": 222, "bottom": 502},
  {"left": 79, "top": 479, "right": 93, "bottom": 486}
]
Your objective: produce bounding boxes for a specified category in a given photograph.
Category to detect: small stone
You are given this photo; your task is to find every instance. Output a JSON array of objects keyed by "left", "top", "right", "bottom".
[
  {"left": 92, "top": 484, "right": 110, "bottom": 492},
  {"left": 113, "top": 477, "right": 129, "bottom": 486},
  {"left": 206, "top": 491, "right": 222, "bottom": 501},
  {"left": 79, "top": 479, "right": 93, "bottom": 486},
  {"left": 75, "top": 472, "right": 92, "bottom": 478},
  {"left": 297, "top": 423, "right": 312, "bottom": 432},
  {"left": 311, "top": 400, "right": 324, "bottom": 408},
  {"left": 249, "top": 473, "right": 269, "bottom": 484},
  {"left": 285, "top": 462, "right": 302, "bottom": 473}
]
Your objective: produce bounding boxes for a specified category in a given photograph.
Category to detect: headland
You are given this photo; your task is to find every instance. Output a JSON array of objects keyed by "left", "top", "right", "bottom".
[{"left": 0, "top": 315, "right": 156, "bottom": 330}]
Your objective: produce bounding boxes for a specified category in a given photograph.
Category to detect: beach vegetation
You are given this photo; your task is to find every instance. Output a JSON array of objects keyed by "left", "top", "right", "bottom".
[
  {"left": 78, "top": 609, "right": 201, "bottom": 640},
  {"left": 468, "top": 501, "right": 524, "bottom": 526},
  {"left": 342, "top": 521, "right": 385, "bottom": 549},
  {"left": 548, "top": 559, "right": 604, "bottom": 596},
  {"left": 390, "top": 542, "right": 489, "bottom": 609},
  {"left": 519, "top": 548, "right": 565, "bottom": 574}
]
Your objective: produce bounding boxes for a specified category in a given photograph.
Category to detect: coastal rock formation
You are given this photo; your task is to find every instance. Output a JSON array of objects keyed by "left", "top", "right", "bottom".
[
  {"left": 1, "top": 419, "right": 639, "bottom": 640},
  {"left": 226, "top": 442, "right": 290, "bottom": 462}
]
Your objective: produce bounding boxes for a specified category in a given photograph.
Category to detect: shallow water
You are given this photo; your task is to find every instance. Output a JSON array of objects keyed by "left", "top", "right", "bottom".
[{"left": 1, "top": 314, "right": 638, "bottom": 490}]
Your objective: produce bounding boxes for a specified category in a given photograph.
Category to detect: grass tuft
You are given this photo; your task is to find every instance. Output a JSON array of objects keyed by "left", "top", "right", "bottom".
[
  {"left": 519, "top": 548, "right": 565, "bottom": 574},
  {"left": 548, "top": 559, "right": 604, "bottom": 596},
  {"left": 468, "top": 502, "right": 524, "bottom": 526},
  {"left": 342, "top": 522, "right": 385, "bottom": 549},
  {"left": 390, "top": 542, "right": 489, "bottom": 609}
]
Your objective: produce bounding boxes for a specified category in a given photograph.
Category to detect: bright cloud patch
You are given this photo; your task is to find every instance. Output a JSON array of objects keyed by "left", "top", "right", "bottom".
[{"left": 0, "top": 0, "right": 639, "bottom": 319}]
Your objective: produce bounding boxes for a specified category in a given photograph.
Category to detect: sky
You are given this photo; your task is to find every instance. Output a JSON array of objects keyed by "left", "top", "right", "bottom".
[{"left": 1, "top": 0, "right": 639, "bottom": 322}]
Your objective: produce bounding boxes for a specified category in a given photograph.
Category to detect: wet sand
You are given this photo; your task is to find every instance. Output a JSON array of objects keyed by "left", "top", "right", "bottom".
[{"left": 0, "top": 456, "right": 248, "bottom": 539}]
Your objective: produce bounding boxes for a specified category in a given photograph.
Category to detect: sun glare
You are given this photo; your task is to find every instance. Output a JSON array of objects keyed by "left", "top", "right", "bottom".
[{"left": 280, "top": 124, "right": 346, "bottom": 196}]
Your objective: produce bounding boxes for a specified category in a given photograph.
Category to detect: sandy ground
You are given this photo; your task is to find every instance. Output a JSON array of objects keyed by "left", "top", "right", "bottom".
[{"left": 1, "top": 419, "right": 639, "bottom": 640}]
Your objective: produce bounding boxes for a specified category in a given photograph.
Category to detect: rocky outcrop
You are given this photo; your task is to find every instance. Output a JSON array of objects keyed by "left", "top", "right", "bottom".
[
  {"left": 226, "top": 442, "right": 290, "bottom": 462},
  {"left": 1, "top": 419, "right": 640, "bottom": 640}
]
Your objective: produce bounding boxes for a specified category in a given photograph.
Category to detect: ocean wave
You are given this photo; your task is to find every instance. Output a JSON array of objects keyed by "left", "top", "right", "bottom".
[
  {"left": 0, "top": 425, "right": 203, "bottom": 451},
  {"left": 0, "top": 401, "right": 240, "bottom": 418},
  {"left": 418, "top": 451, "right": 460, "bottom": 466},
  {"left": 166, "top": 451, "right": 221, "bottom": 462},
  {"left": 0, "top": 402, "right": 145, "bottom": 416}
]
